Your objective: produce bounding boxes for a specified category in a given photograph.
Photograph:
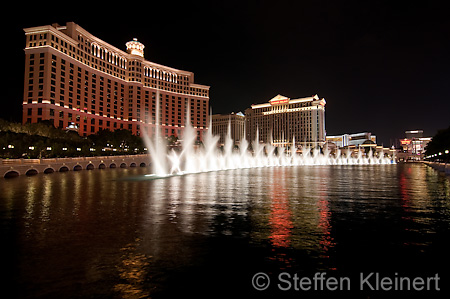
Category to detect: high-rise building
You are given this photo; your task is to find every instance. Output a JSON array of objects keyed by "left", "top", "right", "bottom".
[
  {"left": 245, "top": 94, "right": 326, "bottom": 147},
  {"left": 211, "top": 112, "right": 245, "bottom": 145},
  {"left": 22, "top": 22, "right": 210, "bottom": 140}
]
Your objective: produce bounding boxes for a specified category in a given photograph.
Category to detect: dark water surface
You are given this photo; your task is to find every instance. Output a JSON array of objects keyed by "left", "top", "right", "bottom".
[{"left": 1, "top": 164, "right": 449, "bottom": 298}]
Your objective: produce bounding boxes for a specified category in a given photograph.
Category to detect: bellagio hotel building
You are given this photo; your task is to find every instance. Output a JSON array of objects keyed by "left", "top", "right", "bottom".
[{"left": 22, "top": 22, "right": 210, "bottom": 140}]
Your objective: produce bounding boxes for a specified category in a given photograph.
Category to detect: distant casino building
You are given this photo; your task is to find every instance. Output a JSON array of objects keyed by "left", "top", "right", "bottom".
[
  {"left": 211, "top": 112, "right": 245, "bottom": 145},
  {"left": 22, "top": 22, "right": 210, "bottom": 140},
  {"left": 245, "top": 94, "right": 326, "bottom": 147},
  {"left": 326, "top": 132, "right": 377, "bottom": 148},
  {"left": 400, "top": 130, "right": 431, "bottom": 160}
]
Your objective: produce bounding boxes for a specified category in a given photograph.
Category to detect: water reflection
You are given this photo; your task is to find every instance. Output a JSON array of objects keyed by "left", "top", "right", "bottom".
[
  {"left": 114, "top": 238, "right": 150, "bottom": 299},
  {"left": 0, "top": 164, "right": 449, "bottom": 297},
  {"left": 268, "top": 169, "right": 292, "bottom": 248},
  {"left": 317, "top": 183, "right": 335, "bottom": 262}
]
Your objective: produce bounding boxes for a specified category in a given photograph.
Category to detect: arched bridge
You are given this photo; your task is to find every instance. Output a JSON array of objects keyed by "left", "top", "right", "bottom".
[{"left": 1, "top": 154, "right": 150, "bottom": 178}]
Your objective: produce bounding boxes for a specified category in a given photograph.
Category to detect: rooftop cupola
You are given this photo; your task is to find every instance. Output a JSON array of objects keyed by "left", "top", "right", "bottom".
[{"left": 126, "top": 38, "right": 145, "bottom": 57}]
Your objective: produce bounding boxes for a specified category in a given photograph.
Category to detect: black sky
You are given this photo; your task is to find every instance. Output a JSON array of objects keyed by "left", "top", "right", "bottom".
[{"left": 2, "top": 0, "right": 449, "bottom": 145}]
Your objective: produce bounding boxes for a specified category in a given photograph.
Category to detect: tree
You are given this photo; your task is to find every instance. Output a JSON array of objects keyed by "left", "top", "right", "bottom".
[
  {"left": 0, "top": 118, "right": 146, "bottom": 158},
  {"left": 425, "top": 126, "right": 450, "bottom": 162}
]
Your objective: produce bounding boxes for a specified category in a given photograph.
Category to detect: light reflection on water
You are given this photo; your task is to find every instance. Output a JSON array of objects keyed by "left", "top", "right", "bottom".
[{"left": 1, "top": 164, "right": 449, "bottom": 297}]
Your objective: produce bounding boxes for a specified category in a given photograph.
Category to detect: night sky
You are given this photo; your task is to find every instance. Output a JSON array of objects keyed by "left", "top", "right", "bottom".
[{"left": 3, "top": 1, "right": 449, "bottom": 146}]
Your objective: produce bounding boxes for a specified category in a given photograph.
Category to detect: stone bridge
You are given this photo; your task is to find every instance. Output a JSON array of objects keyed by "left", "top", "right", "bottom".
[{"left": 1, "top": 154, "right": 150, "bottom": 178}]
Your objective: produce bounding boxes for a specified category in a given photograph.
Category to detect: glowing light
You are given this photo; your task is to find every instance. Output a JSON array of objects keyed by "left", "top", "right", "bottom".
[
  {"left": 269, "top": 94, "right": 290, "bottom": 105},
  {"left": 400, "top": 139, "right": 411, "bottom": 145},
  {"left": 270, "top": 99, "right": 289, "bottom": 105}
]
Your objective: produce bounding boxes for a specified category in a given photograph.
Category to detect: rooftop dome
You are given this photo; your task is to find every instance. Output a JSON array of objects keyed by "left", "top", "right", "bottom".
[{"left": 126, "top": 38, "right": 145, "bottom": 57}]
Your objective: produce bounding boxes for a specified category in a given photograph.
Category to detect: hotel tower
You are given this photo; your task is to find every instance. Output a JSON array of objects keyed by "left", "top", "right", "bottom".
[
  {"left": 245, "top": 94, "right": 326, "bottom": 148},
  {"left": 22, "top": 22, "right": 210, "bottom": 140}
]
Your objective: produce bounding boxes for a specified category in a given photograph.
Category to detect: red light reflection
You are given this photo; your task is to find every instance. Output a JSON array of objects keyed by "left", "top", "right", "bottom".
[
  {"left": 269, "top": 170, "right": 293, "bottom": 248},
  {"left": 317, "top": 191, "right": 335, "bottom": 259},
  {"left": 399, "top": 172, "right": 410, "bottom": 208}
]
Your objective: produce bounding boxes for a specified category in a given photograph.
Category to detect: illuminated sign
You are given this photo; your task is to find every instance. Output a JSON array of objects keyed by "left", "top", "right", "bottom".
[
  {"left": 269, "top": 95, "right": 290, "bottom": 105},
  {"left": 270, "top": 99, "right": 289, "bottom": 105},
  {"left": 400, "top": 139, "right": 411, "bottom": 145}
]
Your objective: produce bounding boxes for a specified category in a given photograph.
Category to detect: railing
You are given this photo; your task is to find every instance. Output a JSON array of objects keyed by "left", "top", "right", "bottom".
[
  {"left": 424, "top": 161, "right": 450, "bottom": 174},
  {"left": 0, "top": 154, "right": 150, "bottom": 166}
]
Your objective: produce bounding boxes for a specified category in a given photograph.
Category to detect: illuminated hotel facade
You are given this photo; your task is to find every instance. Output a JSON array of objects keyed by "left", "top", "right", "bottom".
[
  {"left": 245, "top": 94, "right": 326, "bottom": 147},
  {"left": 22, "top": 22, "right": 210, "bottom": 140},
  {"left": 400, "top": 130, "right": 431, "bottom": 160}
]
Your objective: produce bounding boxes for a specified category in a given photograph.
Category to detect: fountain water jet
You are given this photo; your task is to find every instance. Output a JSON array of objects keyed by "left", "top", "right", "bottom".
[{"left": 142, "top": 118, "right": 395, "bottom": 177}]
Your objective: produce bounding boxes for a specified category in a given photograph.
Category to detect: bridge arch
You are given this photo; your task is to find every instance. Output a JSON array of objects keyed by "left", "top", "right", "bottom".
[
  {"left": 4, "top": 170, "right": 19, "bottom": 178},
  {"left": 59, "top": 166, "right": 69, "bottom": 172},
  {"left": 43, "top": 167, "right": 55, "bottom": 174},
  {"left": 120, "top": 162, "right": 127, "bottom": 168},
  {"left": 140, "top": 162, "right": 146, "bottom": 167},
  {"left": 25, "top": 169, "right": 38, "bottom": 176},
  {"left": 86, "top": 163, "right": 95, "bottom": 170},
  {"left": 73, "top": 165, "right": 82, "bottom": 171},
  {"left": 130, "top": 162, "right": 137, "bottom": 167},
  {"left": 98, "top": 163, "right": 106, "bottom": 169},
  {"left": 110, "top": 163, "right": 117, "bottom": 168}
]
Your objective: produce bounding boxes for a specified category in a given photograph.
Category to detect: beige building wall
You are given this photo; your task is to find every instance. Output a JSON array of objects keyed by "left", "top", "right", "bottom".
[
  {"left": 212, "top": 113, "right": 245, "bottom": 145},
  {"left": 245, "top": 94, "right": 326, "bottom": 148}
]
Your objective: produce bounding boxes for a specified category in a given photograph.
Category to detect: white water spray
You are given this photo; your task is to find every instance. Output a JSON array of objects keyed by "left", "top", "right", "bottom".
[{"left": 143, "top": 117, "right": 394, "bottom": 177}]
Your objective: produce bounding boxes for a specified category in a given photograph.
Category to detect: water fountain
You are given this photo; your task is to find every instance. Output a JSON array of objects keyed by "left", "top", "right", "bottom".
[{"left": 142, "top": 114, "right": 394, "bottom": 177}]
